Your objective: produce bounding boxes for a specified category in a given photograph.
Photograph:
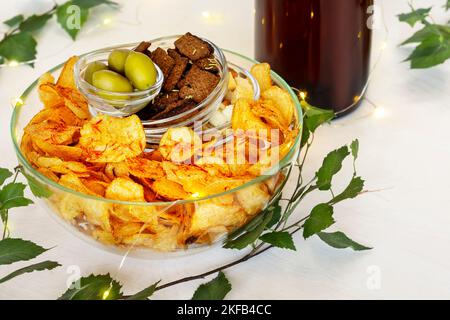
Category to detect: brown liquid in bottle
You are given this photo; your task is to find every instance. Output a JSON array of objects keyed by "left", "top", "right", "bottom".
[{"left": 255, "top": 0, "right": 373, "bottom": 115}]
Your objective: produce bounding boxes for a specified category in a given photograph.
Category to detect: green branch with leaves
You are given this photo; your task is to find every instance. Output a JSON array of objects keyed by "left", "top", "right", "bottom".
[
  {"left": 0, "top": 0, "right": 118, "bottom": 67},
  {"left": 398, "top": 0, "right": 450, "bottom": 68}
]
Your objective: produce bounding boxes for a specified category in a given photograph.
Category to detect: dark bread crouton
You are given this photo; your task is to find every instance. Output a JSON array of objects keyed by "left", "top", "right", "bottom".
[
  {"left": 167, "top": 48, "right": 182, "bottom": 60},
  {"left": 174, "top": 32, "right": 214, "bottom": 61},
  {"left": 151, "top": 47, "right": 175, "bottom": 79},
  {"left": 134, "top": 41, "right": 151, "bottom": 53},
  {"left": 195, "top": 55, "right": 219, "bottom": 73},
  {"left": 164, "top": 56, "right": 189, "bottom": 91},
  {"left": 179, "top": 65, "right": 219, "bottom": 103}
]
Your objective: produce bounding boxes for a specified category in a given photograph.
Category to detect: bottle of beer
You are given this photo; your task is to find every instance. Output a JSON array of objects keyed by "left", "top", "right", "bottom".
[{"left": 255, "top": 0, "right": 373, "bottom": 116}]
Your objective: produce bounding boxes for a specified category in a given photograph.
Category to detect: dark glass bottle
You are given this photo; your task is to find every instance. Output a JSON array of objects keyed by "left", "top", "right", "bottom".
[{"left": 255, "top": 0, "right": 373, "bottom": 116}]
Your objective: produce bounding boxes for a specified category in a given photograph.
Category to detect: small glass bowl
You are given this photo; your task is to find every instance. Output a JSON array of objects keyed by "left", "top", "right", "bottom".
[{"left": 74, "top": 47, "right": 164, "bottom": 117}]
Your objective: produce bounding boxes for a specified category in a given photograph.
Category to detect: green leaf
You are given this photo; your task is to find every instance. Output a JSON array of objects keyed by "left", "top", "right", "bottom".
[
  {"left": 0, "top": 238, "right": 49, "bottom": 265},
  {"left": 192, "top": 272, "right": 231, "bottom": 300},
  {"left": 0, "top": 196, "right": 33, "bottom": 211},
  {"left": 57, "top": 1, "right": 89, "bottom": 40},
  {"left": 398, "top": 7, "right": 431, "bottom": 27},
  {"left": 260, "top": 231, "right": 296, "bottom": 250},
  {"left": 19, "top": 13, "right": 52, "bottom": 33},
  {"left": 59, "top": 274, "right": 123, "bottom": 300},
  {"left": 303, "top": 203, "right": 335, "bottom": 239},
  {"left": 317, "top": 231, "right": 372, "bottom": 251},
  {"left": 224, "top": 210, "right": 273, "bottom": 249},
  {"left": 350, "top": 139, "right": 359, "bottom": 161},
  {"left": 72, "top": 0, "right": 118, "bottom": 8},
  {"left": 302, "top": 101, "right": 335, "bottom": 132},
  {"left": 0, "top": 182, "right": 33, "bottom": 210},
  {"left": 446, "top": 0, "right": 450, "bottom": 10},
  {"left": 0, "top": 260, "right": 60, "bottom": 284},
  {"left": 0, "top": 168, "right": 13, "bottom": 186},
  {"left": 3, "top": 14, "right": 24, "bottom": 27},
  {"left": 315, "top": 146, "right": 350, "bottom": 190},
  {"left": 401, "top": 24, "right": 441, "bottom": 45},
  {"left": 406, "top": 33, "right": 450, "bottom": 68},
  {"left": 0, "top": 32, "right": 37, "bottom": 63},
  {"left": 126, "top": 281, "right": 160, "bottom": 300},
  {"left": 22, "top": 172, "right": 52, "bottom": 198},
  {"left": 329, "top": 176, "right": 364, "bottom": 205}
]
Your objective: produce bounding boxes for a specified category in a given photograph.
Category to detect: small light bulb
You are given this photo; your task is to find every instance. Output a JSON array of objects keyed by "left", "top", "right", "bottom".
[
  {"left": 8, "top": 60, "right": 19, "bottom": 67},
  {"left": 11, "top": 97, "right": 24, "bottom": 107},
  {"left": 191, "top": 192, "right": 201, "bottom": 199},
  {"left": 202, "top": 11, "right": 210, "bottom": 19},
  {"left": 299, "top": 91, "right": 307, "bottom": 100},
  {"left": 102, "top": 289, "right": 110, "bottom": 300},
  {"left": 103, "top": 18, "right": 112, "bottom": 25},
  {"left": 373, "top": 107, "right": 387, "bottom": 119}
]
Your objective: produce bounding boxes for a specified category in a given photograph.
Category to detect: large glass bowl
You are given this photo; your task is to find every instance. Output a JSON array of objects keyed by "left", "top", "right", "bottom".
[{"left": 10, "top": 49, "right": 303, "bottom": 259}]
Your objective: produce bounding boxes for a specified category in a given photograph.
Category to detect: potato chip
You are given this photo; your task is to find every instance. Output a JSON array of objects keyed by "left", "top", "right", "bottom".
[
  {"left": 58, "top": 86, "right": 90, "bottom": 120},
  {"left": 231, "top": 98, "right": 269, "bottom": 132},
  {"left": 38, "top": 72, "right": 55, "bottom": 86},
  {"left": 231, "top": 77, "right": 254, "bottom": 104},
  {"left": 126, "top": 157, "right": 165, "bottom": 180},
  {"left": 25, "top": 121, "right": 80, "bottom": 146},
  {"left": 251, "top": 63, "right": 272, "bottom": 92},
  {"left": 190, "top": 199, "right": 246, "bottom": 236},
  {"left": 261, "top": 86, "right": 295, "bottom": 126},
  {"left": 105, "top": 162, "right": 129, "bottom": 180},
  {"left": 39, "top": 84, "right": 64, "bottom": 108},
  {"left": 33, "top": 138, "right": 83, "bottom": 161},
  {"left": 228, "top": 72, "right": 237, "bottom": 91},
  {"left": 235, "top": 183, "right": 270, "bottom": 215},
  {"left": 152, "top": 177, "right": 189, "bottom": 200},
  {"left": 28, "top": 104, "right": 83, "bottom": 127},
  {"left": 105, "top": 177, "right": 145, "bottom": 202},
  {"left": 56, "top": 56, "right": 78, "bottom": 89},
  {"left": 159, "top": 127, "right": 202, "bottom": 163},
  {"left": 79, "top": 115, "right": 146, "bottom": 163}
]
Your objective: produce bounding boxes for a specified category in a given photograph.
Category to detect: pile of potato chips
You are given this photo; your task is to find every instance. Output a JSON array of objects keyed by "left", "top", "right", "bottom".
[{"left": 20, "top": 57, "right": 299, "bottom": 251}]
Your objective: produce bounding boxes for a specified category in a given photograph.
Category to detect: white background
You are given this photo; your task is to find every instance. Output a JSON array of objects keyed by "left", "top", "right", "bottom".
[{"left": 1, "top": 0, "right": 450, "bottom": 299}]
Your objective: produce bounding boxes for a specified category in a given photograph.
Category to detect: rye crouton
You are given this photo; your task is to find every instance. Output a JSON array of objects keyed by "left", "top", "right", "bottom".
[
  {"left": 151, "top": 47, "right": 175, "bottom": 79},
  {"left": 179, "top": 65, "right": 219, "bottom": 103},
  {"left": 174, "top": 32, "right": 213, "bottom": 61}
]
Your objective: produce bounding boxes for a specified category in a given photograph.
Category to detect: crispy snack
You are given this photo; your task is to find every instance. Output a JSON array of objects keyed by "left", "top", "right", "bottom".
[
  {"left": 251, "top": 62, "right": 272, "bottom": 92},
  {"left": 20, "top": 56, "right": 300, "bottom": 252},
  {"left": 105, "top": 177, "right": 145, "bottom": 202},
  {"left": 231, "top": 98, "right": 269, "bottom": 132},
  {"left": 56, "top": 56, "right": 78, "bottom": 89},
  {"left": 261, "top": 86, "right": 295, "bottom": 127},
  {"left": 79, "top": 114, "right": 146, "bottom": 163},
  {"left": 159, "top": 127, "right": 202, "bottom": 163}
]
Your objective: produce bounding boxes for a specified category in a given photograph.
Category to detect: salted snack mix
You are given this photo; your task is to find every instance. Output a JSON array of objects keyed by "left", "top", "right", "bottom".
[{"left": 20, "top": 48, "right": 299, "bottom": 251}]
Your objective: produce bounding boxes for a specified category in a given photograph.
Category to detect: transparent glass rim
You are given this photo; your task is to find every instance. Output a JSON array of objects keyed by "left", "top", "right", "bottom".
[{"left": 10, "top": 48, "right": 303, "bottom": 207}]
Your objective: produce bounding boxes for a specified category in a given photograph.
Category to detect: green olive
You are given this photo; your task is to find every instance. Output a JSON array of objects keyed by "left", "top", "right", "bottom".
[
  {"left": 108, "top": 49, "right": 131, "bottom": 74},
  {"left": 124, "top": 51, "right": 157, "bottom": 91},
  {"left": 92, "top": 70, "right": 133, "bottom": 100},
  {"left": 84, "top": 61, "right": 107, "bottom": 84}
]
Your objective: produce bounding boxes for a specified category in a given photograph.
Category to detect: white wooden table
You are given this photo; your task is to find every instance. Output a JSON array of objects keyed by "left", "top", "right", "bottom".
[{"left": 1, "top": 0, "right": 449, "bottom": 299}]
